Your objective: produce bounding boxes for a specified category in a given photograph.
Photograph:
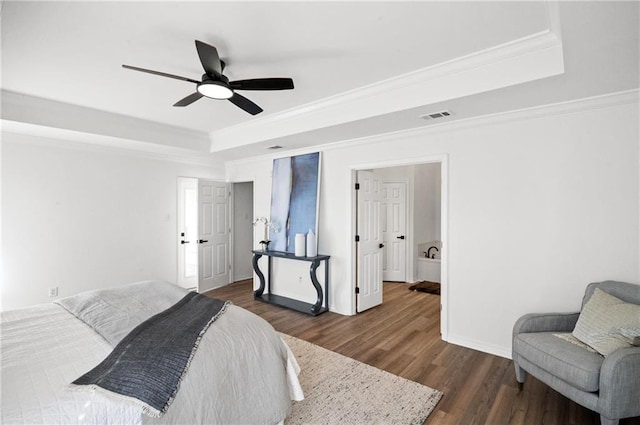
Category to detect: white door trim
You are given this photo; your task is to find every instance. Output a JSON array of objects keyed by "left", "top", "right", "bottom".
[
  {"left": 349, "top": 154, "right": 449, "bottom": 341},
  {"left": 228, "top": 185, "right": 235, "bottom": 284}
]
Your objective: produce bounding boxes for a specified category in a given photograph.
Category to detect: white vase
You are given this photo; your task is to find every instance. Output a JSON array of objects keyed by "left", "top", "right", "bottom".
[
  {"left": 306, "top": 229, "right": 317, "bottom": 257},
  {"left": 295, "top": 233, "right": 306, "bottom": 257}
]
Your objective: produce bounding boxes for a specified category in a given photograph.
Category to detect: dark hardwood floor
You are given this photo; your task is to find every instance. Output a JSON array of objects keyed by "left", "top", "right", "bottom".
[{"left": 206, "top": 280, "right": 640, "bottom": 425}]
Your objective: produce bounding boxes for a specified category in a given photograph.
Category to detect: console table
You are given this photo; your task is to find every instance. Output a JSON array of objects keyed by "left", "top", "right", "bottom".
[{"left": 251, "top": 250, "right": 330, "bottom": 316}]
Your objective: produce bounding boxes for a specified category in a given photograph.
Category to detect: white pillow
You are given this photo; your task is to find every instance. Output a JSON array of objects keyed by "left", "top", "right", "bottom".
[{"left": 572, "top": 288, "right": 640, "bottom": 356}]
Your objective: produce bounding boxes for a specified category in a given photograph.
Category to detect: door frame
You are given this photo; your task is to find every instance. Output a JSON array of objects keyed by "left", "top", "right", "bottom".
[
  {"left": 350, "top": 154, "right": 449, "bottom": 340},
  {"left": 226, "top": 175, "right": 258, "bottom": 290}
]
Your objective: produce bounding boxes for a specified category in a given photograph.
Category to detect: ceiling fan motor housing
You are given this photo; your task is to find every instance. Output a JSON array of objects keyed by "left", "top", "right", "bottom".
[{"left": 197, "top": 74, "right": 234, "bottom": 99}]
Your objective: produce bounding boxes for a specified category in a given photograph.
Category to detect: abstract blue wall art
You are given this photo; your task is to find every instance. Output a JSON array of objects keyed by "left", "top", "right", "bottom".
[{"left": 269, "top": 152, "right": 321, "bottom": 253}]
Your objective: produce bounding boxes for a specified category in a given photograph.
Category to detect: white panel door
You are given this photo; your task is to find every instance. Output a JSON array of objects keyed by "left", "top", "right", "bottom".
[
  {"left": 356, "top": 171, "right": 383, "bottom": 312},
  {"left": 382, "top": 182, "right": 407, "bottom": 282},
  {"left": 198, "top": 180, "right": 230, "bottom": 293},
  {"left": 177, "top": 177, "right": 198, "bottom": 289}
]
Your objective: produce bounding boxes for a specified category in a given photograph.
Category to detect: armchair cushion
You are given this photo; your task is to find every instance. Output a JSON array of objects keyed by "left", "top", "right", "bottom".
[
  {"left": 513, "top": 332, "right": 604, "bottom": 392},
  {"left": 573, "top": 288, "right": 640, "bottom": 356}
]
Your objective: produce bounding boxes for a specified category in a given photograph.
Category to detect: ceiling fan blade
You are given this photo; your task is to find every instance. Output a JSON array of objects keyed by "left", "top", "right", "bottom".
[
  {"left": 173, "top": 92, "right": 204, "bottom": 107},
  {"left": 228, "top": 93, "right": 263, "bottom": 115},
  {"left": 229, "top": 78, "right": 294, "bottom": 91},
  {"left": 195, "top": 40, "right": 222, "bottom": 78},
  {"left": 122, "top": 64, "right": 200, "bottom": 84}
]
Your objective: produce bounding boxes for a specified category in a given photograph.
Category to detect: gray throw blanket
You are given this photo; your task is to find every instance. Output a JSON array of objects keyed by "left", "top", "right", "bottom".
[{"left": 72, "top": 292, "right": 230, "bottom": 417}]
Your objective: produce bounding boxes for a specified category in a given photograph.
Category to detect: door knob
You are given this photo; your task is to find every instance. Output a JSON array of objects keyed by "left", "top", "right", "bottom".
[
  {"left": 198, "top": 239, "right": 209, "bottom": 244},
  {"left": 379, "top": 243, "right": 385, "bottom": 248},
  {"left": 180, "top": 240, "right": 190, "bottom": 244},
  {"left": 396, "top": 235, "right": 405, "bottom": 240}
]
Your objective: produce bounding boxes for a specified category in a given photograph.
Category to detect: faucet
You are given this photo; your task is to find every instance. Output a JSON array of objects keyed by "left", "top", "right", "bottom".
[{"left": 427, "top": 246, "right": 439, "bottom": 259}]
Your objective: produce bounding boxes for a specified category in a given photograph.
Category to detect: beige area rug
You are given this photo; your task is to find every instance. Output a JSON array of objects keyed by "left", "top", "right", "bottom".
[{"left": 282, "top": 334, "right": 442, "bottom": 425}]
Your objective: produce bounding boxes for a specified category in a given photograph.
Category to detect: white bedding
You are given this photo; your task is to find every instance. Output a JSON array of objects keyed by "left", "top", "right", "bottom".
[
  {"left": 1, "top": 283, "right": 303, "bottom": 425},
  {"left": 1, "top": 303, "right": 141, "bottom": 424}
]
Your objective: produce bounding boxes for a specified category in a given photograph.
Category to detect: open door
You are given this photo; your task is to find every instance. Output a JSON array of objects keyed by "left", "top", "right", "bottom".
[
  {"left": 197, "top": 180, "right": 230, "bottom": 292},
  {"left": 356, "top": 170, "right": 383, "bottom": 312},
  {"left": 177, "top": 177, "right": 198, "bottom": 289}
]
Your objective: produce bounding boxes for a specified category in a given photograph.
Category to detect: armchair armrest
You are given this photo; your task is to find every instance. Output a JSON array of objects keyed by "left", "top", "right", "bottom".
[
  {"left": 513, "top": 312, "right": 580, "bottom": 339},
  {"left": 598, "top": 346, "right": 640, "bottom": 420}
]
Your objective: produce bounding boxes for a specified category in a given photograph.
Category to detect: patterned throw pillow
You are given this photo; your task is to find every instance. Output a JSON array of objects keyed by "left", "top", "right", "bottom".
[
  {"left": 553, "top": 333, "right": 599, "bottom": 353},
  {"left": 572, "top": 288, "right": 640, "bottom": 356}
]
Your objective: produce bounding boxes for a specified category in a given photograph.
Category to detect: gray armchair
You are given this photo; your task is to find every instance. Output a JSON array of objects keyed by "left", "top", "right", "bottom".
[{"left": 512, "top": 280, "right": 640, "bottom": 425}]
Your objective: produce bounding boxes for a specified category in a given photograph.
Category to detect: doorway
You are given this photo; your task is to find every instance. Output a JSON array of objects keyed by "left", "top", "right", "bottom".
[
  {"left": 353, "top": 155, "right": 448, "bottom": 338},
  {"left": 176, "top": 177, "right": 231, "bottom": 293},
  {"left": 231, "top": 182, "right": 254, "bottom": 282}
]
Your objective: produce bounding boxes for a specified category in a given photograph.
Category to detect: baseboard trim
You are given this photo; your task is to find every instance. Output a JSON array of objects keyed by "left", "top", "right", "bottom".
[
  {"left": 232, "top": 274, "right": 253, "bottom": 282},
  {"left": 446, "top": 333, "right": 512, "bottom": 360}
]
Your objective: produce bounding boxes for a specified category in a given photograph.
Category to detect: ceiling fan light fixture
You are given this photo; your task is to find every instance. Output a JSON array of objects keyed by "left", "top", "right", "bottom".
[{"left": 197, "top": 80, "right": 234, "bottom": 99}]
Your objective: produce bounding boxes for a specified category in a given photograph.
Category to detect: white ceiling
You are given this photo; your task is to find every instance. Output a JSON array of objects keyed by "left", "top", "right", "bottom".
[{"left": 1, "top": 1, "right": 638, "bottom": 162}]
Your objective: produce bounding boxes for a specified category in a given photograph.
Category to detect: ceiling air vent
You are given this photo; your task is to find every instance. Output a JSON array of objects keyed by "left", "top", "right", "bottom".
[
  {"left": 266, "top": 145, "right": 283, "bottom": 150},
  {"left": 420, "top": 110, "right": 454, "bottom": 121}
]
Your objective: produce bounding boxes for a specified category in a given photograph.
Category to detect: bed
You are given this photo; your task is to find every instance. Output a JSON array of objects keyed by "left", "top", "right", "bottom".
[{"left": 1, "top": 280, "right": 303, "bottom": 425}]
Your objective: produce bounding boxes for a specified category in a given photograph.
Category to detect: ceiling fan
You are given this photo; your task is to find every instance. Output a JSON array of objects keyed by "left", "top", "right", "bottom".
[{"left": 122, "top": 40, "right": 294, "bottom": 115}]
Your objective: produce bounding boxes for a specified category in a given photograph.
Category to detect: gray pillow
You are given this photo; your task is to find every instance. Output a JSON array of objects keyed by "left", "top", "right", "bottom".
[
  {"left": 55, "top": 280, "right": 188, "bottom": 346},
  {"left": 573, "top": 288, "right": 640, "bottom": 356}
]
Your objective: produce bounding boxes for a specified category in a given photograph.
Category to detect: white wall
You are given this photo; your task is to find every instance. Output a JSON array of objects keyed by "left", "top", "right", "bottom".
[
  {"left": 1, "top": 133, "right": 224, "bottom": 311},
  {"left": 226, "top": 99, "right": 639, "bottom": 357}
]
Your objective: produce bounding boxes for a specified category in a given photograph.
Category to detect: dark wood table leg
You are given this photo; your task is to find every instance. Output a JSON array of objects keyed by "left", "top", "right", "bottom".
[
  {"left": 309, "top": 259, "right": 323, "bottom": 314},
  {"left": 252, "top": 253, "right": 265, "bottom": 297},
  {"left": 324, "top": 259, "right": 329, "bottom": 312}
]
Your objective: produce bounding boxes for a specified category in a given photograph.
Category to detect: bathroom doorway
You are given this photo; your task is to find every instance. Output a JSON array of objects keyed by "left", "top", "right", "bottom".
[{"left": 353, "top": 155, "right": 448, "bottom": 337}]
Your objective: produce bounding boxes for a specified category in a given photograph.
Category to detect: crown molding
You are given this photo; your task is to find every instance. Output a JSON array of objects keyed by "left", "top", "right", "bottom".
[
  {"left": 211, "top": 27, "right": 564, "bottom": 153},
  {"left": 1, "top": 120, "right": 223, "bottom": 168},
  {"left": 320, "top": 88, "right": 640, "bottom": 152},
  {"left": 1, "top": 90, "right": 211, "bottom": 152},
  {"left": 334, "top": 88, "right": 640, "bottom": 150},
  {"left": 224, "top": 89, "right": 639, "bottom": 168}
]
